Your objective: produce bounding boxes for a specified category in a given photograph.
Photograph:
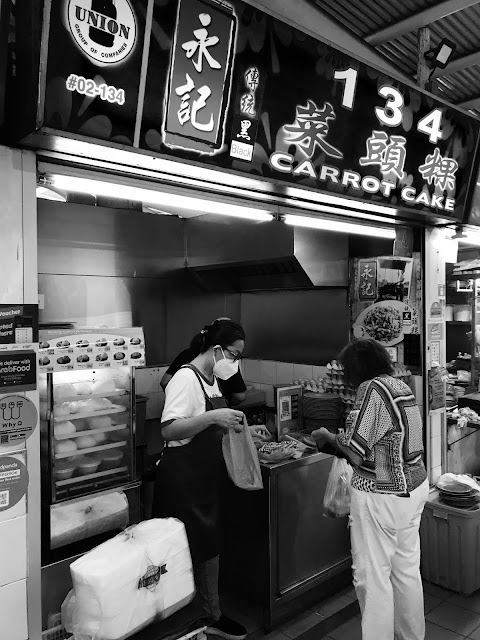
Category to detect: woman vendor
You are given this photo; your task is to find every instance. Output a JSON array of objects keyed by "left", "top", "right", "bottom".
[{"left": 152, "top": 319, "right": 248, "bottom": 640}]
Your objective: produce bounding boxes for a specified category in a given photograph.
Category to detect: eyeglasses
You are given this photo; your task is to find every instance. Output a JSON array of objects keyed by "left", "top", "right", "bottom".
[{"left": 225, "top": 347, "right": 242, "bottom": 362}]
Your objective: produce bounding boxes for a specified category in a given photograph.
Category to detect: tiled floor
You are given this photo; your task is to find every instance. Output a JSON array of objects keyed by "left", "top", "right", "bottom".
[{"left": 231, "top": 581, "right": 480, "bottom": 640}]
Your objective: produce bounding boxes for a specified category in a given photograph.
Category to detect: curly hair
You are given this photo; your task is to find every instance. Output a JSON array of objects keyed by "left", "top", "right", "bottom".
[{"left": 338, "top": 338, "right": 394, "bottom": 388}]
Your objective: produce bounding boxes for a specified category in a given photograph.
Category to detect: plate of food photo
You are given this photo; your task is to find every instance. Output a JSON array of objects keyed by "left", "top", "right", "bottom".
[{"left": 353, "top": 301, "right": 413, "bottom": 346}]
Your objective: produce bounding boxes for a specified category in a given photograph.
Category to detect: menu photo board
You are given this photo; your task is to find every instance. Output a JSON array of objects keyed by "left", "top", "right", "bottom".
[
  {"left": 13, "top": 0, "right": 480, "bottom": 221},
  {"left": 38, "top": 327, "right": 145, "bottom": 373}
]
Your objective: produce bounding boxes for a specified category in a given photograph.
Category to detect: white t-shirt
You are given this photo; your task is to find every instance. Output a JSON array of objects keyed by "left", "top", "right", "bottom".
[{"left": 161, "top": 367, "right": 223, "bottom": 447}]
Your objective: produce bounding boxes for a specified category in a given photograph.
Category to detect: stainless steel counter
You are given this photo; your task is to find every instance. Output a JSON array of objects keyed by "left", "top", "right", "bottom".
[{"left": 220, "top": 451, "right": 352, "bottom": 629}]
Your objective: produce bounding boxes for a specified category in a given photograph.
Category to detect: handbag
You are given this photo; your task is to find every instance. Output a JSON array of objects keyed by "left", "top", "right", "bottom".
[{"left": 222, "top": 416, "right": 263, "bottom": 490}]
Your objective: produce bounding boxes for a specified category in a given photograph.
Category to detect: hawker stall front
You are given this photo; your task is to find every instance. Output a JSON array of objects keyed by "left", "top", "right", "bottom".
[{"left": 2, "top": 0, "right": 480, "bottom": 639}]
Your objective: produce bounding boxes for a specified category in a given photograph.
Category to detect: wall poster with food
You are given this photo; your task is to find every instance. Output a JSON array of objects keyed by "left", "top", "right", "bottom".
[{"left": 352, "top": 255, "right": 422, "bottom": 366}]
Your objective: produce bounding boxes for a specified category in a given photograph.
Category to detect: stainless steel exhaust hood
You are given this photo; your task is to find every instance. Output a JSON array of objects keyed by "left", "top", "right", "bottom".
[{"left": 185, "top": 214, "right": 348, "bottom": 291}]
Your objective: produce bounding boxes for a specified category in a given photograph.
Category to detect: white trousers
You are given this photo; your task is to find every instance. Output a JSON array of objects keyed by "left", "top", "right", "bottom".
[{"left": 350, "top": 479, "right": 429, "bottom": 640}]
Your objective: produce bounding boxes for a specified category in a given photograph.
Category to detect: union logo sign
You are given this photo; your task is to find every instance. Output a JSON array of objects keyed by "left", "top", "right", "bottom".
[{"left": 66, "top": 0, "right": 137, "bottom": 66}]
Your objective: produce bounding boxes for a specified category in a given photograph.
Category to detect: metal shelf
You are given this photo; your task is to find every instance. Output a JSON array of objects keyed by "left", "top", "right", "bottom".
[
  {"left": 53, "top": 389, "right": 129, "bottom": 403},
  {"left": 54, "top": 405, "right": 128, "bottom": 422},
  {"left": 54, "top": 423, "right": 128, "bottom": 441},
  {"left": 55, "top": 440, "right": 127, "bottom": 459},
  {"left": 56, "top": 466, "right": 129, "bottom": 486}
]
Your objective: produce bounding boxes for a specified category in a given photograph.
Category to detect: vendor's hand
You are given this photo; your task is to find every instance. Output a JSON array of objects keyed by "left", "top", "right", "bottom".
[
  {"left": 211, "top": 408, "right": 245, "bottom": 432},
  {"left": 248, "top": 424, "right": 271, "bottom": 439},
  {"left": 312, "top": 427, "right": 332, "bottom": 450}
]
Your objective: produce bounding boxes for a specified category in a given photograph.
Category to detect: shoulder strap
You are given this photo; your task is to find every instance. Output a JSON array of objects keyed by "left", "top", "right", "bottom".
[{"left": 180, "top": 364, "right": 211, "bottom": 403}]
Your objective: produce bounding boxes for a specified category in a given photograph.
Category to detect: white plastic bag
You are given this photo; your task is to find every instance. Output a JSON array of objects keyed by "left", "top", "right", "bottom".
[
  {"left": 62, "top": 519, "right": 195, "bottom": 640},
  {"left": 222, "top": 418, "right": 263, "bottom": 490},
  {"left": 323, "top": 458, "right": 353, "bottom": 518}
]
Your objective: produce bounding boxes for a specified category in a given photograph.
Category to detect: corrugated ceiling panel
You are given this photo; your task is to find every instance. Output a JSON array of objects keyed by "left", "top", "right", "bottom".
[
  {"left": 315, "top": 0, "right": 480, "bottom": 109},
  {"left": 316, "top": 0, "right": 441, "bottom": 38}
]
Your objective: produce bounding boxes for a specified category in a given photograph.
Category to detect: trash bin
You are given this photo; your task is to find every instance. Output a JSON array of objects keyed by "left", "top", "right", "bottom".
[{"left": 420, "top": 490, "right": 480, "bottom": 594}]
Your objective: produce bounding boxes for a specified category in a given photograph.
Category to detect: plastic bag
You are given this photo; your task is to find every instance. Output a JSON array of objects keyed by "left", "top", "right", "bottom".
[
  {"left": 222, "top": 417, "right": 263, "bottom": 490},
  {"left": 62, "top": 519, "right": 195, "bottom": 640},
  {"left": 323, "top": 458, "right": 353, "bottom": 518}
]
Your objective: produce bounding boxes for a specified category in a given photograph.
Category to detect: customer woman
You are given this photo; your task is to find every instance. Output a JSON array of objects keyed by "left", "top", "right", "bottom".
[
  {"left": 313, "top": 338, "right": 429, "bottom": 640},
  {"left": 152, "top": 319, "right": 248, "bottom": 640}
]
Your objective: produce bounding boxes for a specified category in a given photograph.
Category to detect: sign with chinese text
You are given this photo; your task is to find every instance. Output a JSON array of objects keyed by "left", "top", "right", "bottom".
[
  {"left": 163, "top": 0, "right": 236, "bottom": 153},
  {"left": 14, "top": 0, "right": 480, "bottom": 219},
  {"left": 358, "top": 259, "right": 377, "bottom": 301}
]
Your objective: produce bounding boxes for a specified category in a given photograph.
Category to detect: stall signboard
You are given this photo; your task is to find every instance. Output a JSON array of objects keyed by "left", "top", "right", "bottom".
[
  {"left": 16, "top": 0, "right": 480, "bottom": 220},
  {"left": 38, "top": 327, "right": 145, "bottom": 373},
  {"left": 39, "top": 0, "right": 147, "bottom": 146}
]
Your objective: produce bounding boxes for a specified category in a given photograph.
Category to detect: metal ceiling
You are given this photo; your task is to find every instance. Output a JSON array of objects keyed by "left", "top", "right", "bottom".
[{"left": 314, "top": 0, "right": 480, "bottom": 117}]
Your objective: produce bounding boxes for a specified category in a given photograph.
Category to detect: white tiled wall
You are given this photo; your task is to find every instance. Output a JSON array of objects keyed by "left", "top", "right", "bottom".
[
  {"left": 137, "top": 360, "right": 327, "bottom": 414},
  {"left": 242, "top": 359, "right": 328, "bottom": 407}
]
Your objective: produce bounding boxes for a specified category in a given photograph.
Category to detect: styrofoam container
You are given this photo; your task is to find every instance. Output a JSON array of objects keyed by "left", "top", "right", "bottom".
[{"left": 420, "top": 490, "right": 480, "bottom": 594}]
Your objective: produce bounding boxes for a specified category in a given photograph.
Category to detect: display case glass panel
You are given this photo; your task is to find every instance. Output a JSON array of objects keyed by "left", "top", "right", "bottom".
[{"left": 40, "top": 368, "right": 134, "bottom": 504}]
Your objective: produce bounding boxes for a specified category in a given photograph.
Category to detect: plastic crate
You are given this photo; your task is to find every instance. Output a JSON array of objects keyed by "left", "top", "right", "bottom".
[
  {"left": 420, "top": 490, "right": 480, "bottom": 594},
  {"left": 42, "top": 625, "right": 72, "bottom": 640}
]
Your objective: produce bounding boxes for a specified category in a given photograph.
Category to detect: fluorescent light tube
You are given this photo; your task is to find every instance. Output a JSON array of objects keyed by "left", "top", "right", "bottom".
[
  {"left": 36, "top": 186, "right": 67, "bottom": 202},
  {"left": 283, "top": 214, "right": 396, "bottom": 239},
  {"left": 48, "top": 174, "right": 274, "bottom": 222}
]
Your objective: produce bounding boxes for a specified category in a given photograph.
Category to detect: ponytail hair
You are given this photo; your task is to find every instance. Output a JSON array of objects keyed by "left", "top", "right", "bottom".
[{"left": 189, "top": 319, "right": 245, "bottom": 354}]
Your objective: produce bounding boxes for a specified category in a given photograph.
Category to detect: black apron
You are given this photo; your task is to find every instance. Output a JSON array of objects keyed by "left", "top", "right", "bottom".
[{"left": 152, "top": 365, "right": 229, "bottom": 563}]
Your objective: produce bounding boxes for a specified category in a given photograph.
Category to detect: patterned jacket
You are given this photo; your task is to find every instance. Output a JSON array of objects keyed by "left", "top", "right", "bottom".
[{"left": 336, "top": 375, "right": 427, "bottom": 495}]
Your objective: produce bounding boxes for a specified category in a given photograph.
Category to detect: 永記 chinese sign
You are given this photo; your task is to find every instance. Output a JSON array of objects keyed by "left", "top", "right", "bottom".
[
  {"left": 358, "top": 259, "right": 377, "bottom": 301},
  {"left": 16, "top": 0, "right": 480, "bottom": 219},
  {"left": 163, "top": 0, "right": 236, "bottom": 153}
]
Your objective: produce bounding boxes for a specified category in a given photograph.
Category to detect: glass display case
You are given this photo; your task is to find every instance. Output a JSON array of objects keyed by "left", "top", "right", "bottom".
[
  {"left": 40, "top": 367, "right": 134, "bottom": 503},
  {"left": 37, "top": 327, "right": 146, "bottom": 558}
]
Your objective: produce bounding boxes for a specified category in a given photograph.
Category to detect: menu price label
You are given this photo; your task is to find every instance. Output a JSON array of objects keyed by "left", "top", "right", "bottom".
[{"left": 38, "top": 328, "right": 145, "bottom": 372}]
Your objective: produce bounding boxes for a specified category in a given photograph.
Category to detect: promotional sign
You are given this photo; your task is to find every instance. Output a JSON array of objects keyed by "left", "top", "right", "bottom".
[
  {"left": 0, "top": 395, "right": 38, "bottom": 445},
  {"left": 0, "top": 455, "right": 29, "bottom": 513},
  {"left": 38, "top": 327, "right": 145, "bottom": 373},
  {"left": 0, "top": 305, "right": 38, "bottom": 351},
  {"left": 18, "top": 0, "right": 480, "bottom": 219},
  {"left": 0, "top": 352, "right": 37, "bottom": 392}
]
